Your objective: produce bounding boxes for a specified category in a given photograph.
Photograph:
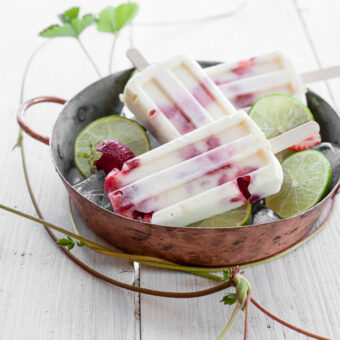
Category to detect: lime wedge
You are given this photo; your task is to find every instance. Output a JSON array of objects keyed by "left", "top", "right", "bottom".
[
  {"left": 266, "top": 150, "right": 332, "bottom": 218},
  {"left": 188, "top": 204, "right": 252, "bottom": 228},
  {"left": 74, "top": 116, "right": 150, "bottom": 178},
  {"left": 248, "top": 94, "right": 314, "bottom": 139}
]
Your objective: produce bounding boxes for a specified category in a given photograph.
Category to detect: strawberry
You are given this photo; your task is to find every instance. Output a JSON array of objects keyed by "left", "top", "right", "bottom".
[
  {"left": 289, "top": 133, "right": 321, "bottom": 152},
  {"left": 94, "top": 140, "right": 135, "bottom": 174}
]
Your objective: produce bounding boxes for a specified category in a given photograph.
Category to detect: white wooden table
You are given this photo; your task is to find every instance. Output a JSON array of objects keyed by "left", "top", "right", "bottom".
[{"left": 0, "top": 0, "right": 339, "bottom": 339}]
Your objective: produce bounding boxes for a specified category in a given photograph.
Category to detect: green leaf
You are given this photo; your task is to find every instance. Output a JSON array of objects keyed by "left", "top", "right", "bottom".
[
  {"left": 59, "top": 7, "right": 79, "bottom": 24},
  {"left": 39, "top": 9, "right": 95, "bottom": 39},
  {"left": 57, "top": 236, "right": 75, "bottom": 251},
  {"left": 114, "top": 3, "right": 139, "bottom": 32},
  {"left": 71, "top": 14, "right": 95, "bottom": 38},
  {"left": 222, "top": 270, "right": 231, "bottom": 281},
  {"left": 220, "top": 293, "right": 237, "bottom": 305},
  {"left": 96, "top": 3, "right": 139, "bottom": 34},
  {"left": 96, "top": 7, "right": 116, "bottom": 33},
  {"left": 40, "top": 24, "right": 77, "bottom": 38}
]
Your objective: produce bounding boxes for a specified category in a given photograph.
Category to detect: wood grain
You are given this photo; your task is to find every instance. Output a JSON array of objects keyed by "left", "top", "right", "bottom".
[{"left": 0, "top": 0, "right": 339, "bottom": 339}]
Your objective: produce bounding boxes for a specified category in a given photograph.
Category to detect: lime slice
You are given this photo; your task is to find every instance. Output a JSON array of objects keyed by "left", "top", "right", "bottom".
[
  {"left": 248, "top": 94, "right": 314, "bottom": 139},
  {"left": 188, "top": 204, "right": 252, "bottom": 228},
  {"left": 266, "top": 150, "right": 332, "bottom": 218},
  {"left": 74, "top": 116, "right": 150, "bottom": 178}
]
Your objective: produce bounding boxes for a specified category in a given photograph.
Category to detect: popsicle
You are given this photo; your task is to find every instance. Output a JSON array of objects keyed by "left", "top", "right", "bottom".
[
  {"left": 206, "top": 51, "right": 340, "bottom": 109},
  {"left": 105, "top": 112, "right": 319, "bottom": 227},
  {"left": 205, "top": 52, "right": 305, "bottom": 109},
  {"left": 123, "top": 51, "right": 237, "bottom": 144},
  {"left": 124, "top": 50, "right": 337, "bottom": 144}
]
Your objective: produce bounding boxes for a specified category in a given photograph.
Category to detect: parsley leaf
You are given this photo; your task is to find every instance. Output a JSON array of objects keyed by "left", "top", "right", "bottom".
[
  {"left": 220, "top": 293, "right": 237, "bottom": 305},
  {"left": 96, "top": 3, "right": 139, "bottom": 34},
  {"left": 39, "top": 7, "right": 95, "bottom": 39},
  {"left": 57, "top": 236, "right": 75, "bottom": 251}
]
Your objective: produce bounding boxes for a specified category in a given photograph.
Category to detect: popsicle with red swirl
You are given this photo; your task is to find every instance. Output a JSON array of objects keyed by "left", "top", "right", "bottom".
[
  {"left": 104, "top": 112, "right": 284, "bottom": 227},
  {"left": 123, "top": 54, "right": 237, "bottom": 144},
  {"left": 205, "top": 52, "right": 305, "bottom": 109}
]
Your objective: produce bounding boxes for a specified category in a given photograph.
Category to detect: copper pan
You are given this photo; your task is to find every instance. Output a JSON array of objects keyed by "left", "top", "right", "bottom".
[{"left": 17, "top": 67, "right": 340, "bottom": 267}]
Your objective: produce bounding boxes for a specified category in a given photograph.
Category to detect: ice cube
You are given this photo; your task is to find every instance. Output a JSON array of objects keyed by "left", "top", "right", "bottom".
[
  {"left": 73, "top": 171, "right": 112, "bottom": 211},
  {"left": 68, "top": 167, "right": 85, "bottom": 185},
  {"left": 253, "top": 207, "right": 281, "bottom": 224}
]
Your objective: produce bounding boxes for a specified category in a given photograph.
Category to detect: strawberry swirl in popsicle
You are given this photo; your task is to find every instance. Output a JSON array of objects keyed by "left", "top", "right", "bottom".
[
  {"left": 104, "top": 112, "right": 319, "bottom": 227},
  {"left": 123, "top": 52, "right": 237, "bottom": 143},
  {"left": 205, "top": 52, "right": 305, "bottom": 109}
]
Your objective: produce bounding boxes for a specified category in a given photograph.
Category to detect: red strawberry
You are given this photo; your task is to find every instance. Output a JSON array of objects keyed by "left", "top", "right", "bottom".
[
  {"left": 289, "top": 133, "right": 321, "bottom": 152},
  {"left": 94, "top": 140, "right": 135, "bottom": 174}
]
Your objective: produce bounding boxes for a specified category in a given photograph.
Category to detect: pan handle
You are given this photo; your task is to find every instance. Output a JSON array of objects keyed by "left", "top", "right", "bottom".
[{"left": 17, "top": 96, "right": 66, "bottom": 145}]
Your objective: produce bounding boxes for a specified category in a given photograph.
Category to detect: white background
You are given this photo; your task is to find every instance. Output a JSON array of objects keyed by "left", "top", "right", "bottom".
[{"left": 0, "top": 0, "right": 339, "bottom": 339}]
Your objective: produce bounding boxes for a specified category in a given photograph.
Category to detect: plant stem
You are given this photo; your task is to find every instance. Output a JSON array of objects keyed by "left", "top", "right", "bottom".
[
  {"left": 20, "top": 40, "right": 51, "bottom": 104},
  {"left": 0, "top": 203, "right": 177, "bottom": 265},
  {"left": 12, "top": 38, "right": 332, "bottom": 340},
  {"left": 13, "top": 40, "right": 51, "bottom": 148},
  {"left": 13, "top": 130, "right": 231, "bottom": 299},
  {"left": 244, "top": 293, "right": 251, "bottom": 340},
  {"left": 250, "top": 297, "right": 330, "bottom": 340},
  {"left": 0, "top": 202, "right": 228, "bottom": 276},
  {"left": 77, "top": 39, "right": 102, "bottom": 77},
  {"left": 67, "top": 197, "right": 84, "bottom": 246},
  {"left": 137, "top": 260, "right": 228, "bottom": 273},
  {"left": 109, "top": 33, "right": 119, "bottom": 74},
  {"left": 217, "top": 302, "right": 240, "bottom": 340},
  {"left": 66, "top": 201, "right": 225, "bottom": 281}
]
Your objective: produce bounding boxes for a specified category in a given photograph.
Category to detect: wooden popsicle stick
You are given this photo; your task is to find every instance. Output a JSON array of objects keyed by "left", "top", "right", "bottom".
[
  {"left": 301, "top": 65, "right": 340, "bottom": 84},
  {"left": 269, "top": 121, "right": 320, "bottom": 154},
  {"left": 127, "top": 48, "right": 150, "bottom": 71},
  {"left": 127, "top": 47, "right": 340, "bottom": 84}
]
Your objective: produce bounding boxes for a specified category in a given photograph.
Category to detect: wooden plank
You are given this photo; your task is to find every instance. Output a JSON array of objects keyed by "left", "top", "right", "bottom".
[
  {"left": 1, "top": 0, "right": 339, "bottom": 339},
  {"left": 136, "top": 0, "right": 340, "bottom": 339},
  {"left": 294, "top": 0, "right": 340, "bottom": 111},
  {"left": 0, "top": 1, "right": 136, "bottom": 339}
]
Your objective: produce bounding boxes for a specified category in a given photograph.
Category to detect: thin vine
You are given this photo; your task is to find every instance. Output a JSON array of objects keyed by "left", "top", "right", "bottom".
[{"left": 2, "top": 4, "right": 333, "bottom": 339}]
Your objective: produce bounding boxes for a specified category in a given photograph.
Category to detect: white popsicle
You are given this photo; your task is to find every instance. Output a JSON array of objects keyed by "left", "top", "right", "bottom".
[
  {"left": 123, "top": 53, "right": 237, "bottom": 144},
  {"left": 105, "top": 112, "right": 319, "bottom": 227},
  {"left": 107, "top": 114, "right": 298, "bottom": 226},
  {"left": 205, "top": 52, "right": 305, "bottom": 109}
]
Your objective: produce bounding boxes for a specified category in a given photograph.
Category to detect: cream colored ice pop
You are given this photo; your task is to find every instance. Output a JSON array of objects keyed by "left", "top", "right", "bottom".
[
  {"left": 205, "top": 52, "right": 305, "bottom": 109},
  {"left": 206, "top": 51, "right": 340, "bottom": 109},
  {"left": 105, "top": 112, "right": 319, "bottom": 227},
  {"left": 123, "top": 51, "right": 237, "bottom": 143}
]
